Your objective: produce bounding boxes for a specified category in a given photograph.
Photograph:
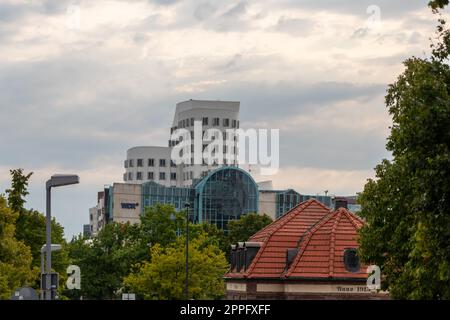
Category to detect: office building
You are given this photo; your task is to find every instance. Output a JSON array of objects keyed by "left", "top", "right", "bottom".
[
  {"left": 104, "top": 166, "right": 259, "bottom": 231},
  {"left": 123, "top": 100, "right": 240, "bottom": 187}
]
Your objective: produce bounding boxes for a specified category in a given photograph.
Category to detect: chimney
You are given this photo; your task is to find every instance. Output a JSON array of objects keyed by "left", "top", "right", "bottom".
[
  {"left": 236, "top": 242, "right": 245, "bottom": 272},
  {"left": 334, "top": 197, "right": 348, "bottom": 210},
  {"left": 230, "top": 245, "right": 237, "bottom": 271}
]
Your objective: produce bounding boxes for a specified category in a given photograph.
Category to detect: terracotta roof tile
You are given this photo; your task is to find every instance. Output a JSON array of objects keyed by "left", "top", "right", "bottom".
[{"left": 224, "top": 199, "right": 367, "bottom": 281}]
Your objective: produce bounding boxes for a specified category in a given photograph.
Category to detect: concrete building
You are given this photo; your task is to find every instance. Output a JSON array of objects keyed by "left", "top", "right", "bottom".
[
  {"left": 258, "top": 188, "right": 333, "bottom": 220},
  {"left": 83, "top": 224, "right": 91, "bottom": 238},
  {"left": 88, "top": 191, "right": 106, "bottom": 236},
  {"left": 123, "top": 100, "right": 240, "bottom": 187},
  {"left": 104, "top": 166, "right": 259, "bottom": 232},
  {"left": 106, "top": 183, "right": 142, "bottom": 225},
  {"left": 123, "top": 146, "right": 177, "bottom": 187},
  {"left": 224, "top": 199, "right": 388, "bottom": 300}
]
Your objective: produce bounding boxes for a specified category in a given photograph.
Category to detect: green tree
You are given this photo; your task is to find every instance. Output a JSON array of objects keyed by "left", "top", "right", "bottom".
[
  {"left": 66, "top": 222, "right": 144, "bottom": 299},
  {"left": 124, "top": 232, "right": 228, "bottom": 300},
  {"left": 5, "top": 169, "right": 33, "bottom": 213},
  {"left": 4, "top": 169, "right": 69, "bottom": 292},
  {"left": 228, "top": 213, "right": 272, "bottom": 246},
  {"left": 0, "top": 196, "right": 36, "bottom": 299},
  {"left": 358, "top": 2, "right": 450, "bottom": 299},
  {"left": 140, "top": 204, "right": 185, "bottom": 248}
]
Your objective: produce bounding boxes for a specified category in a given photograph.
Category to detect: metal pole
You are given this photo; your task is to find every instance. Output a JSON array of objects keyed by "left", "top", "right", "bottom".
[
  {"left": 185, "top": 206, "right": 189, "bottom": 300},
  {"left": 45, "top": 186, "right": 52, "bottom": 300},
  {"left": 40, "top": 251, "right": 44, "bottom": 300}
]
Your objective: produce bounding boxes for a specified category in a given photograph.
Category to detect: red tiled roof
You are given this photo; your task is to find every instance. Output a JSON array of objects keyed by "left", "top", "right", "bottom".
[{"left": 225, "top": 199, "right": 366, "bottom": 280}]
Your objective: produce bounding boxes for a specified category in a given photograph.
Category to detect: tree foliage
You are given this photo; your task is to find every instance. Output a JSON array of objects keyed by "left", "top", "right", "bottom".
[
  {"left": 358, "top": 3, "right": 450, "bottom": 299},
  {"left": 5, "top": 169, "right": 33, "bottom": 213},
  {"left": 66, "top": 222, "right": 143, "bottom": 299},
  {"left": 227, "top": 213, "right": 272, "bottom": 246},
  {"left": 0, "top": 196, "right": 36, "bottom": 299},
  {"left": 123, "top": 232, "right": 228, "bottom": 300}
]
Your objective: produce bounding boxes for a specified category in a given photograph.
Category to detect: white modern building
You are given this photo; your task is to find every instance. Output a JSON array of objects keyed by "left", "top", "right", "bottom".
[
  {"left": 88, "top": 191, "right": 106, "bottom": 236},
  {"left": 123, "top": 99, "right": 240, "bottom": 187}
]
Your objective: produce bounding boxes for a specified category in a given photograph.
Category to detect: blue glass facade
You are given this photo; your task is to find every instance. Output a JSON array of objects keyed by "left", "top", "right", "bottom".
[
  {"left": 276, "top": 190, "right": 332, "bottom": 219},
  {"left": 139, "top": 167, "right": 259, "bottom": 231},
  {"left": 141, "top": 181, "right": 194, "bottom": 212},
  {"left": 194, "top": 167, "right": 259, "bottom": 230}
]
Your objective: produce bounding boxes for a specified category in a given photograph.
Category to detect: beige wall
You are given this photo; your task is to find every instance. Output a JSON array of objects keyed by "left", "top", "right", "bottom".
[
  {"left": 259, "top": 191, "right": 277, "bottom": 220},
  {"left": 112, "top": 183, "right": 142, "bottom": 224}
]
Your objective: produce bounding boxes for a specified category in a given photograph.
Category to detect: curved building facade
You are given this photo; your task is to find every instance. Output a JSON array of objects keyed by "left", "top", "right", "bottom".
[
  {"left": 123, "top": 100, "right": 240, "bottom": 187},
  {"left": 194, "top": 167, "right": 259, "bottom": 230},
  {"left": 105, "top": 166, "right": 258, "bottom": 232}
]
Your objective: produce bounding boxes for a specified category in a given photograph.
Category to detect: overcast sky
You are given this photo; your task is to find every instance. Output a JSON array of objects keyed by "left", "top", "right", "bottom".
[{"left": 0, "top": 0, "right": 447, "bottom": 239}]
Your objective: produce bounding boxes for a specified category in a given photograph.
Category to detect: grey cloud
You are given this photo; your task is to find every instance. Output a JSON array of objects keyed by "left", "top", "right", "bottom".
[
  {"left": 203, "top": 81, "right": 386, "bottom": 121},
  {"left": 194, "top": 2, "right": 217, "bottom": 21},
  {"left": 269, "top": 0, "right": 430, "bottom": 19},
  {"left": 278, "top": 126, "right": 390, "bottom": 170},
  {"left": 273, "top": 15, "right": 316, "bottom": 37}
]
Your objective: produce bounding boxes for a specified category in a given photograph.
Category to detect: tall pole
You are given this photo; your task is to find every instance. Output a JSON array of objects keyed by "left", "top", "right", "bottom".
[
  {"left": 40, "top": 251, "right": 44, "bottom": 300},
  {"left": 45, "top": 186, "right": 52, "bottom": 300},
  {"left": 185, "top": 204, "right": 189, "bottom": 300}
]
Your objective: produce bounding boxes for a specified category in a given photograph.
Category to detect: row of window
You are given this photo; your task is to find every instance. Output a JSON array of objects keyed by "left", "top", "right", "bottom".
[
  {"left": 169, "top": 131, "right": 238, "bottom": 147},
  {"left": 177, "top": 144, "right": 238, "bottom": 155},
  {"left": 124, "top": 158, "right": 177, "bottom": 168},
  {"left": 173, "top": 117, "right": 239, "bottom": 131},
  {"left": 124, "top": 171, "right": 177, "bottom": 181}
]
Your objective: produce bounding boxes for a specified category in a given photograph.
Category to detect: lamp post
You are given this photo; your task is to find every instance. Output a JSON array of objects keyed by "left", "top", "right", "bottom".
[
  {"left": 184, "top": 202, "right": 190, "bottom": 300},
  {"left": 44, "top": 174, "right": 79, "bottom": 300},
  {"left": 40, "top": 244, "right": 61, "bottom": 300}
]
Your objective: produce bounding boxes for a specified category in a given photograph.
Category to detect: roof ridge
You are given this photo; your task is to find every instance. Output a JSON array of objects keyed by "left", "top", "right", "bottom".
[
  {"left": 284, "top": 210, "right": 339, "bottom": 278},
  {"left": 250, "top": 198, "right": 318, "bottom": 241},
  {"left": 328, "top": 210, "right": 343, "bottom": 277},
  {"left": 336, "top": 207, "right": 364, "bottom": 229},
  {"left": 245, "top": 199, "right": 319, "bottom": 278}
]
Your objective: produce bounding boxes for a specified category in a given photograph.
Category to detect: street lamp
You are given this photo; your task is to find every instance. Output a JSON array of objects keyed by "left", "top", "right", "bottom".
[
  {"left": 44, "top": 174, "right": 79, "bottom": 300},
  {"left": 40, "top": 244, "right": 61, "bottom": 300},
  {"left": 184, "top": 202, "right": 190, "bottom": 300}
]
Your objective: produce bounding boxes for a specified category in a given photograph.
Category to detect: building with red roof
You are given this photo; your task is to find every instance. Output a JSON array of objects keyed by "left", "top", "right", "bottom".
[{"left": 224, "top": 199, "right": 388, "bottom": 300}]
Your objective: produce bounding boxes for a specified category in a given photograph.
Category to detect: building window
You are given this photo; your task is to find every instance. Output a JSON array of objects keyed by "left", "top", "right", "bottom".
[
  {"left": 159, "top": 172, "right": 166, "bottom": 180},
  {"left": 128, "top": 172, "right": 133, "bottom": 180},
  {"left": 186, "top": 119, "right": 190, "bottom": 127},
  {"left": 148, "top": 158, "right": 154, "bottom": 167},
  {"left": 182, "top": 119, "right": 186, "bottom": 128},
  {"left": 190, "top": 171, "right": 193, "bottom": 179},
  {"left": 170, "top": 160, "right": 177, "bottom": 168},
  {"left": 148, "top": 172, "right": 154, "bottom": 180},
  {"left": 237, "top": 120, "right": 240, "bottom": 129},
  {"left": 159, "top": 159, "right": 166, "bottom": 167},
  {"left": 129, "top": 159, "right": 134, "bottom": 167},
  {"left": 137, "top": 172, "right": 143, "bottom": 180},
  {"left": 123, "top": 173, "right": 127, "bottom": 181},
  {"left": 124, "top": 160, "right": 128, "bottom": 168},
  {"left": 232, "top": 119, "right": 237, "bottom": 128},
  {"left": 190, "top": 131, "right": 194, "bottom": 139},
  {"left": 190, "top": 118, "right": 194, "bottom": 126},
  {"left": 170, "top": 172, "right": 177, "bottom": 180},
  {"left": 213, "top": 117, "right": 220, "bottom": 126},
  {"left": 223, "top": 118, "right": 230, "bottom": 127},
  {"left": 202, "top": 117, "right": 208, "bottom": 125},
  {"left": 343, "top": 248, "right": 360, "bottom": 273},
  {"left": 137, "top": 159, "right": 143, "bottom": 167}
]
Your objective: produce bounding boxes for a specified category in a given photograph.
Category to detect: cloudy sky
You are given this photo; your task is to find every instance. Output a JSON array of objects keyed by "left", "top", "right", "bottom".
[{"left": 0, "top": 0, "right": 447, "bottom": 239}]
